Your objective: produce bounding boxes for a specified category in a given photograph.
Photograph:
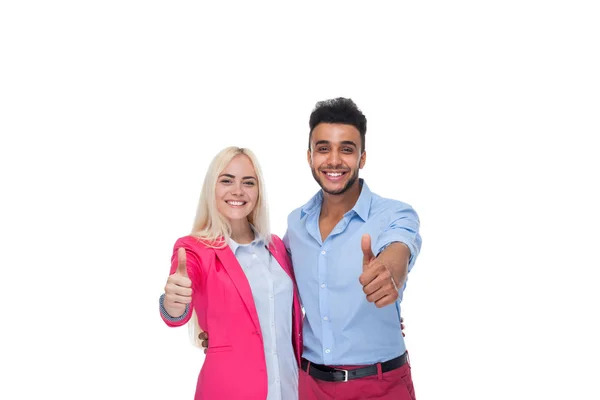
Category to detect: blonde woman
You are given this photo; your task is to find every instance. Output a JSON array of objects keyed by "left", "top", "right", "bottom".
[{"left": 159, "top": 147, "right": 303, "bottom": 400}]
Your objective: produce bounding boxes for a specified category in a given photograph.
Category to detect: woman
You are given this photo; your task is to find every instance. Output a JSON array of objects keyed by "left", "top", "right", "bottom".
[{"left": 159, "top": 147, "right": 303, "bottom": 399}]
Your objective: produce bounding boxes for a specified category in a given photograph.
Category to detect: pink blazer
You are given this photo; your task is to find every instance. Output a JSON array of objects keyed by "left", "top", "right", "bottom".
[{"left": 161, "top": 234, "right": 303, "bottom": 400}]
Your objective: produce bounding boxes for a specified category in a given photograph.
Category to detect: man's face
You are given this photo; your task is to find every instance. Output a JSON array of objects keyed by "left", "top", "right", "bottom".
[{"left": 307, "top": 123, "right": 366, "bottom": 196}]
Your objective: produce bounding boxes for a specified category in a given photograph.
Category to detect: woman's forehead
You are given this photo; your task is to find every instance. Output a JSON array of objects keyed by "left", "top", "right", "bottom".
[{"left": 221, "top": 154, "right": 256, "bottom": 177}]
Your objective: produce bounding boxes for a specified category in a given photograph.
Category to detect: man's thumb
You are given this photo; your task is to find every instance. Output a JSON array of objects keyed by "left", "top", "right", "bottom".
[
  {"left": 177, "top": 247, "right": 188, "bottom": 277},
  {"left": 361, "top": 234, "right": 375, "bottom": 268}
]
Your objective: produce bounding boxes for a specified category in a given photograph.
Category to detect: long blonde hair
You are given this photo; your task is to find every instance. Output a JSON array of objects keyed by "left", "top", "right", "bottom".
[{"left": 188, "top": 146, "right": 271, "bottom": 347}]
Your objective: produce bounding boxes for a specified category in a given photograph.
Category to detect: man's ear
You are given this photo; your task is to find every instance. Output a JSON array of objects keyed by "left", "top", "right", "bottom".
[
  {"left": 359, "top": 151, "right": 366, "bottom": 169},
  {"left": 307, "top": 149, "right": 312, "bottom": 166}
]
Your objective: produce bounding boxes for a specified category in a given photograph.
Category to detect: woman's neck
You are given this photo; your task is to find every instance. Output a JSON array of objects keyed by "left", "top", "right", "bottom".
[{"left": 229, "top": 219, "right": 255, "bottom": 244}]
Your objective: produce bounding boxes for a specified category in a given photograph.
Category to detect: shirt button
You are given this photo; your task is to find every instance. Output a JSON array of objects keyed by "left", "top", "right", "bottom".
[
  {"left": 323, "top": 316, "right": 329, "bottom": 321},
  {"left": 321, "top": 283, "right": 326, "bottom": 288},
  {"left": 325, "top": 348, "right": 331, "bottom": 353},
  {"left": 321, "top": 250, "right": 326, "bottom": 255},
  {"left": 269, "top": 293, "right": 274, "bottom": 299}
]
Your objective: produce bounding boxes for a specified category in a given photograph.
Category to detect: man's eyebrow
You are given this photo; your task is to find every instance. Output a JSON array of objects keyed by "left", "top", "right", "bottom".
[{"left": 314, "top": 140, "right": 357, "bottom": 148}]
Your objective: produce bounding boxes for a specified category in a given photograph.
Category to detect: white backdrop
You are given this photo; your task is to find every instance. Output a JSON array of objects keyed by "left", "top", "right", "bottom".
[{"left": 1, "top": 1, "right": 599, "bottom": 399}]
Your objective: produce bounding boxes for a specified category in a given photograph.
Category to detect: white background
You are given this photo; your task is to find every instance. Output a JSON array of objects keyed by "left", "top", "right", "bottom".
[{"left": 1, "top": 1, "right": 599, "bottom": 399}]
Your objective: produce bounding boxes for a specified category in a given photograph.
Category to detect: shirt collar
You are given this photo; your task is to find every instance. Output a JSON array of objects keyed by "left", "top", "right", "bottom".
[
  {"left": 300, "top": 178, "right": 372, "bottom": 222},
  {"left": 300, "top": 190, "right": 323, "bottom": 217},
  {"left": 226, "top": 225, "right": 264, "bottom": 254},
  {"left": 352, "top": 179, "right": 372, "bottom": 221}
]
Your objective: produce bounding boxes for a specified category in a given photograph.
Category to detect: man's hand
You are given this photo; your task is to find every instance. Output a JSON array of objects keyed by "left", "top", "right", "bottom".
[
  {"left": 163, "top": 248, "right": 192, "bottom": 317},
  {"left": 198, "top": 331, "right": 209, "bottom": 354},
  {"left": 358, "top": 234, "right": 401, "bottom": 308}
]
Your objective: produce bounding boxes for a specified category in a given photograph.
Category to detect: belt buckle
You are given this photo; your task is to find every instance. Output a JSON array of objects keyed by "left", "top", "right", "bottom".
[{"left": 334, "top": 368, "right": 349, "bottom": 382}]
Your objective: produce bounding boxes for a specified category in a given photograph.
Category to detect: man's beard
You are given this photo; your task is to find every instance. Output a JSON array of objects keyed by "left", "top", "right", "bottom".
[{"left": 311, "top": 167, "right": 359, "bottom": 196}]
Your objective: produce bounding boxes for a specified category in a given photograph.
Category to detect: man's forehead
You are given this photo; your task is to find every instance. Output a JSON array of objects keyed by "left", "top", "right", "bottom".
[{"left": 311, "top": 123, "right": 360, "bottom": 141}]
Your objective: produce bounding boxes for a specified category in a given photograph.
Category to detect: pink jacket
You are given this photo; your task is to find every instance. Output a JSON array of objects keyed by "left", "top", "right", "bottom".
[{"left": 161, "top": 234, "right": 303, "bottom": 400}]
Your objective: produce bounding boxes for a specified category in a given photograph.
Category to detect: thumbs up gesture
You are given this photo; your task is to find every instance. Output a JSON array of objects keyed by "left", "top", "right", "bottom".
[
  {"left": 358, "top": 234, "right": 401, "bottom": 308},
  {"left": 163, "top": 248, "right": 193, "bottom": 318},
  {"left": 361, "top": 233, "right": 376, "bottom": 269}
]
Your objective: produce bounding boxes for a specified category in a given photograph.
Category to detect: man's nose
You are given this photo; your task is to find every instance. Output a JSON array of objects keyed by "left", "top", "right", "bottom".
[{"left": 327, "top": 150, "right": 342, "bottom": 166}]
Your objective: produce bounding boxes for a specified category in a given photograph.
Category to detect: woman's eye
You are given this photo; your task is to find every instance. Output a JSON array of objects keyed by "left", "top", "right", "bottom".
[
  {"left": 243, "top": 181, "right": 256, "bottom": 186},
  {"left": 220, "top": 179, "right": 232, "bottom": 184}
]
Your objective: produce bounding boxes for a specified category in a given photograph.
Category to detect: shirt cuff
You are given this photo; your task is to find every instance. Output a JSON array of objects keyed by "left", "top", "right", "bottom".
[{"left": 159, "top": 293, "right": 190, "bottom": 322}]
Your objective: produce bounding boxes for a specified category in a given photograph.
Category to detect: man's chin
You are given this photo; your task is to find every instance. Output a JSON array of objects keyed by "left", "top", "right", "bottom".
[
  {"left": 319, "top": 180, "right": 351, "bottom": 196},
  {"left": 312, "top": 170, "right": 358, "bottom": 196},
  {"left": 321, "top": 174, "right": 360, "bottom": 196}
]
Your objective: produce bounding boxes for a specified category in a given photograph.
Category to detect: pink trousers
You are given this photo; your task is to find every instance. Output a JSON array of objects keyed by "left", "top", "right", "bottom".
[{"left": 299, "top": 357, "right": 416, "bottom": 400}]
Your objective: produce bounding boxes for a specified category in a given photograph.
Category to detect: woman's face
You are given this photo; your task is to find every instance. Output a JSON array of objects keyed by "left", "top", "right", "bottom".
[{"left": 215, "top": 154, "right": 259, "bottom": 223}]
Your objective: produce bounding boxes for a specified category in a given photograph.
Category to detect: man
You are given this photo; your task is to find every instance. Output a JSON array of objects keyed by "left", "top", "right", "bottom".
[
  {"left": 283, "top": 98, "right": 421, "bottom": 399},
  {"left": 161, "top": 97, "right": 421, "bottom": 399}
]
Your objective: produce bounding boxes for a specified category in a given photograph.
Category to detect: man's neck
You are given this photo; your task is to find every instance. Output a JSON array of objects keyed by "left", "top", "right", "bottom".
[{"left": 320, "top": 180, "right": 362, "bottom": 221}]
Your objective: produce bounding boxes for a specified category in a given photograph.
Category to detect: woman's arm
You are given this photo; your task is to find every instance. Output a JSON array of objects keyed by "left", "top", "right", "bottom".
[
  {"left": 160, "top": 239, "right": 201, "bottom": 327},
  {"left": 163, "top": 248, "right": 192, "bottom": 318}
]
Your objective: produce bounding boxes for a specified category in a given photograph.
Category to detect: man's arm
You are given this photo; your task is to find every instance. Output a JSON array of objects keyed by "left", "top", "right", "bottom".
[
  {"left": 359, "top": 236, "right": 410, "bottom": 308},
  {"left": 376, "top": 241, "right": 411, "bottom": 291},
  {"left": 359, "top": 203, "right": 421, "bottom": 308},
  {"left": 282, "top": 228, "right": 292, "bottom": 257}
]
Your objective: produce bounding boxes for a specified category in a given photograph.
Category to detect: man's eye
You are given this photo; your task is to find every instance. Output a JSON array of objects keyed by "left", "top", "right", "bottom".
[
  {"left": 318, "top": 147, "right": 328, "bottom": 152},
  {"left": 342, "top": 148, "right": 353, "bottom": 153}
]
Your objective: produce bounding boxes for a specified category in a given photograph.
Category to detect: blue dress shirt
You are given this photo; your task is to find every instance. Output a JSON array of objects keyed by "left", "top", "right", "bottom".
[{"left": 283, "top": 179, "right": 422, "bottom": 365}]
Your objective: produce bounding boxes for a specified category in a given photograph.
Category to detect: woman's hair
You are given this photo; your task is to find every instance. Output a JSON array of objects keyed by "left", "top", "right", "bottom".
[{"left": 187, "top": 146, "right": 271, "bottom": 347}]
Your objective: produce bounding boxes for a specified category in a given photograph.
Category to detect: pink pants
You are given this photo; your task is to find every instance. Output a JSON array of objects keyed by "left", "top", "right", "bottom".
[{"left": 299, "top": 358, "right": 416, "bottom": 400}]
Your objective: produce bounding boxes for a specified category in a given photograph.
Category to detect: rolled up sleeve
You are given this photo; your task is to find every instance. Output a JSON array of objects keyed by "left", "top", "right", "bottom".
[{"left": 375, "top": 205, "right": 422, "bottom": 272}]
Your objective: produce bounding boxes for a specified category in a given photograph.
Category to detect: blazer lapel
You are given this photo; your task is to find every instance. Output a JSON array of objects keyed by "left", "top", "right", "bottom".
[
  {"left": 214, "top": 245, "right": 262, "bottom": 334},
  {"left": 268, "top": 241, "right": 294, "bottom": 282},
  {"left": 268, "top": 239, "right": 304, "bottom": 365}
]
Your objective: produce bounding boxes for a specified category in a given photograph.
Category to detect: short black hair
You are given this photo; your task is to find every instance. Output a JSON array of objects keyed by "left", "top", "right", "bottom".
[{"left": 308, "top": 97, "right": 367, "bottom": 152}]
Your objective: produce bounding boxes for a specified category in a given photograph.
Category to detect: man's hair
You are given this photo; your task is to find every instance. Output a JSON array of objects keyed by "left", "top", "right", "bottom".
[{"left": 308, "top": 97, "right": 367, "bottom": 152}]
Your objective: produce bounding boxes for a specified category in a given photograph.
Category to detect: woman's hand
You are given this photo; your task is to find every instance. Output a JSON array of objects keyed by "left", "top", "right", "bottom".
[{"left": 164, "top": 248, "right": 192, "bottom": 317}]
